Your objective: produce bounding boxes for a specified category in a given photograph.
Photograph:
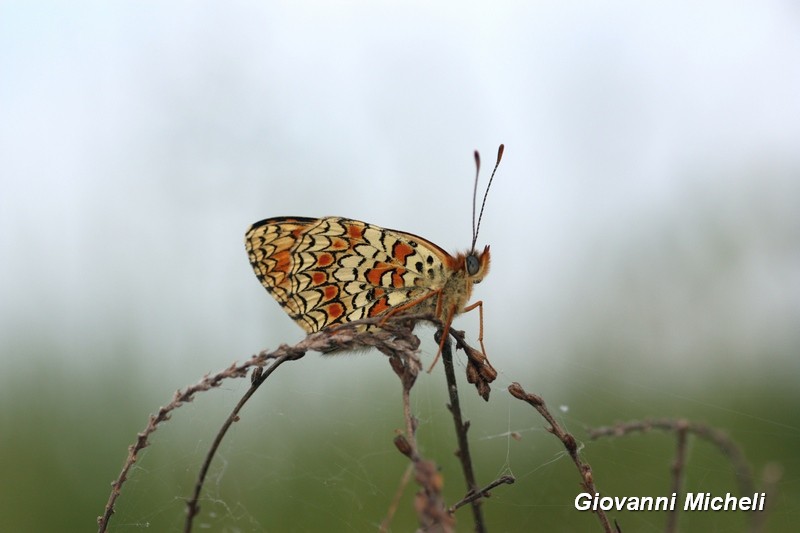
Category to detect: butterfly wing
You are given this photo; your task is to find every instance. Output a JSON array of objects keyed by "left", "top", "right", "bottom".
[{"left": 245, "top": 216, "right": 456, "bottom": 333}]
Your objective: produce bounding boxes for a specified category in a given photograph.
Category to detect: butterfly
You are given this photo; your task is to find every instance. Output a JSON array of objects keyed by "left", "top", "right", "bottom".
[{"left": 245, "top": 145, "right": 504, "bottom": 368}]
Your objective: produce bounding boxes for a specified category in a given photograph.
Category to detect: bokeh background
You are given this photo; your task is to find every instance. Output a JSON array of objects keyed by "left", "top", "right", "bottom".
[{"left": 2, "top": 2, "right": 799, "bottom": 531}]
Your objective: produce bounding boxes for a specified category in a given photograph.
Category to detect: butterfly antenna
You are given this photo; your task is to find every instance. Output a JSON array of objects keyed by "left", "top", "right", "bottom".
[
  {"left": 471, "top": 149, "right": 481, "bottom": 250},
  {"left": 472, "top": 144, "right": 504, "bottom": 250}
]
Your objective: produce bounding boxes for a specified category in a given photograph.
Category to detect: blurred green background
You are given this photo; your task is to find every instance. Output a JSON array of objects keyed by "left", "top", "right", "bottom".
[{"left": 2, "top": 2, "right": 799, "bottom": 532}]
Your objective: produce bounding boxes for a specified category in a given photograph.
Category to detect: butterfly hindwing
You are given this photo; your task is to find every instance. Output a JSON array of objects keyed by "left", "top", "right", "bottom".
[{"left": 245, "top": 216, "right": 455, "bottom": 333}]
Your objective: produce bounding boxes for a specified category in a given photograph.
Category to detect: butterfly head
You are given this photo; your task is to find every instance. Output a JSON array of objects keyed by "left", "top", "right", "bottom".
[{"left": 464, "top": 245, "right": 491, "bottom": 284}]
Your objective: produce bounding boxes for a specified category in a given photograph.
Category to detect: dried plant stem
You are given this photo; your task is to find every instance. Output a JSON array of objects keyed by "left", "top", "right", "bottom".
[
  {"left": 439, "top": 331, "right": 485, "bottom": 531},
  {"left": 449, "top": 475, "right": 516, "bottom": 513},
  {"left": 379, "top": 463, "right": 414, "bottom": 533},
  {"left": 389, "top": 344, "right": 455, "bottom": 533},
  {"left": 508, "top": 382, "right": 613, "bottom": 533},
  {"left": 97, "top": 347, "right": 303, "bottom": 533},
  {"left": 752, "top": 463, "right": 782, "bottom": 533},
  {"left": 98, "top": 315, "right": 427, "bottom": 533},
  {"left": 588, "top": 418, "right": 755, "bottom": 496},
  {"left": 183, "top": 356, "right": 290, "bottom": 532},
  {"left": 589, "top": 418, "right": 770, "bottom": 532},
  {"left": 665, "top": 421, "right": 689, "bottom": 533}
]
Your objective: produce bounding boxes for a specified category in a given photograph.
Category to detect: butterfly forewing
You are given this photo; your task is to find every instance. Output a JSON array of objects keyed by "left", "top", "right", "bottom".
[{"left": 245, "top": 216, "right": 457, "bottom": 333}]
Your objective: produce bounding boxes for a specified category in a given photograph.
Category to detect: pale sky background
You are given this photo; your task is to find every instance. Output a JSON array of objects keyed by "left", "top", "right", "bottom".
[{"left": 1, "top": 1, "right": 799, "bottom": 395}]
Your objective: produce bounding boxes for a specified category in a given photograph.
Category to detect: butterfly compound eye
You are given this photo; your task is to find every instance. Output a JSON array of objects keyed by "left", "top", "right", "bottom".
[{"left": 466, "top": 254, "right": 480, "bottom": 276}]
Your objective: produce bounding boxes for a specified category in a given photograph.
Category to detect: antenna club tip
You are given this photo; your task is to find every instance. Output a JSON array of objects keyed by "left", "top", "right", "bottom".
[{"left": 497, "top": 144, "right": 505, "bottom": 162}]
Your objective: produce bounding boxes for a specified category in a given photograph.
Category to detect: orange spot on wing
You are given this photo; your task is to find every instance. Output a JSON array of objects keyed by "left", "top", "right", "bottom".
[
  {"left": 366, "top": 263, "right": 391, "bottom": 286},
  {"left": 325, "top": 302, "right": 344, "bottom": 320},
  {"left": 347, "top": 224, "right": 364, "bottom": 239},
  {"left": 311, "top": 271, "right": 326, "bottom": 285},
  {"left": 323, "top": 285, "right": 338, "bottom": 301},
  {"left": 368, "top": 296, "right": 390, "bottom": 317},
  {"left": 317, "top": 253, "right": 334, "bottom": 267},
  {"left": 274, "top": 251, "right": 292, "bottom": 274},
  {"left": 393, "top": 242, "right": 415, "bottom": 264},
  {"left": 391, "top": 270, "right": 405, "bottom": 288}
]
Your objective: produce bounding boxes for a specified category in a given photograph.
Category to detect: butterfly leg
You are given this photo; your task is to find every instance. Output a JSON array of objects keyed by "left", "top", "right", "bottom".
[
  {"left": 462, "top": 300, "right": 487, "bottom": 359},
  {"left": 426, "top": 303, "right": 455, "bottom": 373},
  {"left": 371, "top": 289, "right": 453, "bottom": 372}
]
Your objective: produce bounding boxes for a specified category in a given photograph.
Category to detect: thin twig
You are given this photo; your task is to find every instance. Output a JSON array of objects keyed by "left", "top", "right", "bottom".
[
  {"left": 665, "top": 420, "right": 689, "bottom": 533},
  {"left": 439, "top": 330, "right": 485, "bottom": 531},
  {"left": 588, "top": 418, "right": 755, "bottom": 497},
  {"left": 508, "top": 382, "right": 613, "bottom": 533},
  {"left": 97, "top": 346, "right": 304, "bottom": 533},
  {"left": 751, "top": 463, "right": 782, "bottom": 533},
  {"left": 183, "top": 354, "right": 291, "bottom": 532},
  {"left": 389, "top": 343, "right": 455, "bottom": 533},
  {"left": 449, "top": 475, "right": 516, "bottom": 513},
  {"left": 379, "top": 463, "right": 414, "bottom": 533},
  {"left": 589, "top": 418, "right": 767, "bottom": 532}
]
